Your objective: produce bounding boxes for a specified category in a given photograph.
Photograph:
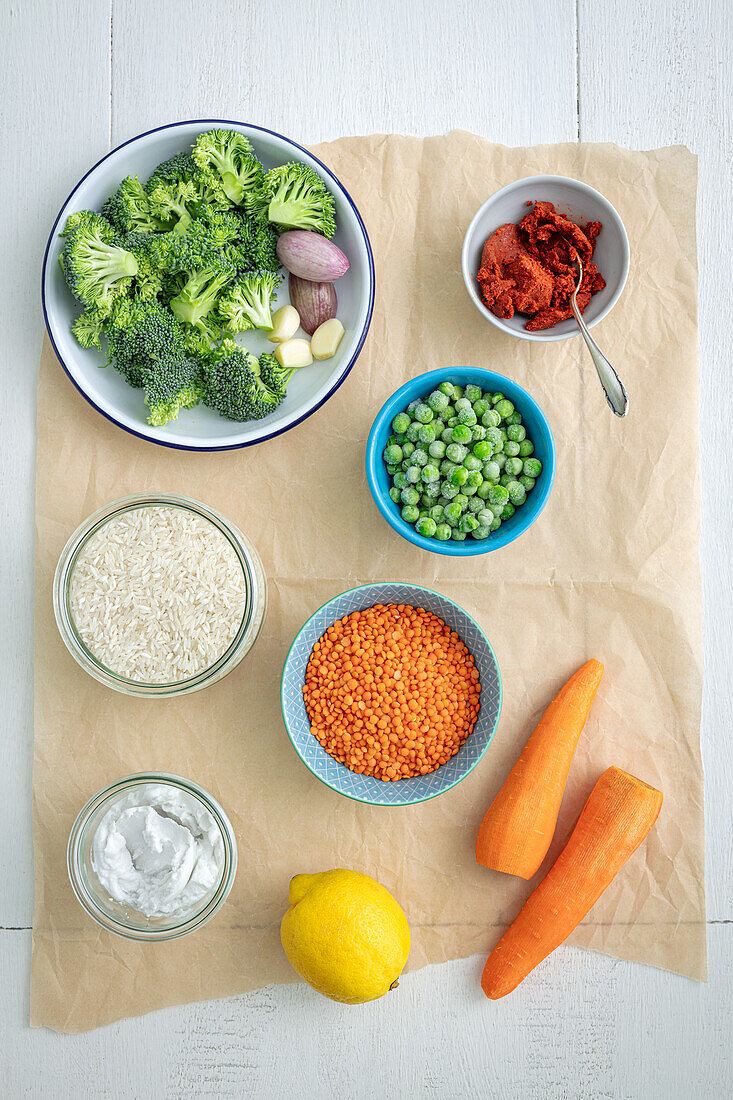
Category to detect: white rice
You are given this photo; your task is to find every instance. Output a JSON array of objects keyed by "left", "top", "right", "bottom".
[{"left": 69, "top": 506, "right": 247, "bottom": 683}]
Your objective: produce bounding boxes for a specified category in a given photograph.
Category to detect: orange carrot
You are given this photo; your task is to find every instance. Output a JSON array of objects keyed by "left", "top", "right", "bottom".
[
  {"left": 476, "top": 658, "right": 604, "bottom": 878},
  {"left": 481, "top": 766, "right": 663, "bottom": 999}
]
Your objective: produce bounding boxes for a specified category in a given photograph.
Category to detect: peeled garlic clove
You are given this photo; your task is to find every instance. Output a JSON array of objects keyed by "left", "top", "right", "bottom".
[
  {"left": 310, "top": 319, "right": 345, "bottom": 361},
  {"left": 275, "top": 338, "right": 313, "bottom": 370},
  {"left": 268, "top": 305, "right": 301, "bottom": 343}
]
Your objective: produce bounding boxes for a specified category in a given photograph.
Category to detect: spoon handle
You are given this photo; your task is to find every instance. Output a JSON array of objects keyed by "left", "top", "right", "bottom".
[{"left": 570, "top": 298, "right": 629, "bottom": 418}]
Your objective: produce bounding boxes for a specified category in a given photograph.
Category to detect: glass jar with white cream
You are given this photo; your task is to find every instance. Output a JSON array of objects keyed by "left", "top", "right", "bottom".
[{"left": 67, "top": 773, "right": 237, "bottom": 940}]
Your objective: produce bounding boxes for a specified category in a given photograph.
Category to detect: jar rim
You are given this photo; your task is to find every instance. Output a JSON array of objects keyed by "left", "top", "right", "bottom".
[
  {"left": 53, "top": 492, "right": 262, "bottom": 697},
  {"left": 67, "top": 772, "right": 238, "bottom": 941}
]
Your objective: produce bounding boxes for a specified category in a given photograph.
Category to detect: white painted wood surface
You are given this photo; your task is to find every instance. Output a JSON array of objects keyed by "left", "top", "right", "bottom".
[{"left": 1, "top": 0, "right": 730, "bottom": 1095}]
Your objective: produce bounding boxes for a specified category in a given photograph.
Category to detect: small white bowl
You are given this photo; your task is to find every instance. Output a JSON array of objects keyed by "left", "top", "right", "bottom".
[
  {"left": 461, "top": 175, "right": 629, "bottom": 343},
  {"left": 42, "top": 119, "right": 375, "bottom": 451}
]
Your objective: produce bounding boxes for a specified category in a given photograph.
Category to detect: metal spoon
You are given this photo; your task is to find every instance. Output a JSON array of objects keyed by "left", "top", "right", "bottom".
[{"left": 569, "top": 253, "right": 629, "bottom": 418}]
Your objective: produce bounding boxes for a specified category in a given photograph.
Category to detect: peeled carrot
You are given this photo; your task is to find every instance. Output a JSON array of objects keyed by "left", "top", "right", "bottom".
[
  {"left": 476, "top": 658, "right": 604, "bottom": 878},
  {"left": 481, "top": 766, "right": 663, "bottom": 999}
]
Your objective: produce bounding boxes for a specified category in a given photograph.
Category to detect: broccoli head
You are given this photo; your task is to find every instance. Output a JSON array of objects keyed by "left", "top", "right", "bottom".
[
  {"left": 146, "top": 178, "right": 200, "bottom": 234},
  {"left": 200, "top": 339, "right": 281, "bottom": 421},
  {"left": 105, "top": 297, "right": 187, "bottom": 387},
  {"left": 60, "top": 211, "right": 138, "bottom": 313},
  {"left": 121, "top": 231, "right": 165, "bottom": 299},
  {"left": 218, "top": 270, "right": 281, "bottom": 333},
  {"left": 143, "top": 355, "right": 203, "bottom": 427},
  {"left": 145, "top": 152, "right": 198, "bottom": 192},
  {"left": 251, "top": 162, "right": 336, "bottom": 238},
  {"left": 191, "top": 129, "right": 264, "bottom": 205},
  {"left": 71, "top": 307, "right": 106, "bottom": 349},
  {"left": 103, "top": 176, "right": 168, "bottom": 234}
]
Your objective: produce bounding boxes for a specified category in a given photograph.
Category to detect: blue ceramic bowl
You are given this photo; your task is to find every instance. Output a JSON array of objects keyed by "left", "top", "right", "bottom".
[
  {"left": 280, "top": 582, "right": 502, "bottom": 806},
  {"left": 365, "top": 368, "right": 556, "bottom": 555}
]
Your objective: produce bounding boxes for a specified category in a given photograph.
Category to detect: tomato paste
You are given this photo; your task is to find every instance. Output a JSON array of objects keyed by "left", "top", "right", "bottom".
[{"left": 477, "top": 201, "right": 605, "bottom": 331}]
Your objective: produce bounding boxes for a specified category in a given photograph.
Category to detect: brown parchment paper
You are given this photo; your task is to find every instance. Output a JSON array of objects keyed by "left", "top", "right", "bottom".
[{"left": 31, "top": 133, "right": 705, "bottom": 1033}]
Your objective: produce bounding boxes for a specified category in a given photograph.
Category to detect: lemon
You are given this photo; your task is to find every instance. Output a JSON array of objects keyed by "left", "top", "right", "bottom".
[{"left": 280, "top": 869, "right": 411, "bottom": 1004}]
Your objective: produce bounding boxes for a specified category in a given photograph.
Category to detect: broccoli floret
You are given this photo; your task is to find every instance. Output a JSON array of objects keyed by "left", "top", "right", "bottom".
[
  {"left": 145, "top": 152, "right": 197, "bottom": 191},
  {"left": 103, "top": 176, "right": 169, "bottom": 234},
  {"left": 105, "top": 297, "right": 187, "bottom": 387},
  {"left": 143, "top": 355, "right": 203, "bottom": 427},
  {"left": 60, "top": 211, "right": 138, "bottom": 313},
  {"left": 200, "top": 339, "right": 270, "bottom": 421},
  {"left": 257, "top": 351, "right": 300, "bottom": 395},
  {"left": 218, "top": 271, "right": 281, "bottom": 332},
  {"left": 192, "top": 129, "right": 264, "bottom": 205},
  {"left": 71, "top": 307, "right": 106, "bottom": 349},
  {"left": 146, "top": 178, "right": 200, "bottom": 234},
  {"left": 251, "top": 163, "right": 336, "bottom": 238},
  {"left": 121, "top": 231, "right": 165, "bottom": 299},
  {"left": 169, "top": 260, "right": 234, "bottom": 327},
  {"left": 233, "top": 211, "right": 278, "bottom": 272}
]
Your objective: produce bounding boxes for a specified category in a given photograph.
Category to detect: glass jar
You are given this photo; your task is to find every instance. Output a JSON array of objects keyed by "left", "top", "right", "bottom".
[
  {"left": 67, "top": 772, "right": 238, "bottom": 941},
  {"left": 53, "top": 492, "right": 267, "bottom": 698}
]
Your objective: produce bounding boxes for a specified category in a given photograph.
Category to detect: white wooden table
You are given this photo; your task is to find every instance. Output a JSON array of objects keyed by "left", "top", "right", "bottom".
[{"left": 2, "top": 1, "right": 730, "bottom": 1095}]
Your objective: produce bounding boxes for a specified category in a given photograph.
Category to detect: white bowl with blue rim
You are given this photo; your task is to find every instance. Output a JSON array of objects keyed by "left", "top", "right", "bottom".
[
  {"left": 41, "top": 119, "right": 374, "bottom": 452},
  {"left": 280, "top": 582, "right": 502, "bottom": 806}
]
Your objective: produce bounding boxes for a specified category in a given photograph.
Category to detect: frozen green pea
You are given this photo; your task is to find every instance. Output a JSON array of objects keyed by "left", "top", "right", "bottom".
[
  {"left": 453, "top": 493, "right": 469, "bottom": 511},
  {"left": 478, "top": 508, "right": 494, "bottom": 526},
  {"left": 464, "top": 383, "right": 482, "bottom": 402},
  {"left": 493, "top": 452, "right": 507, "bottom": 471},
  {"left": 440, "top": 458, "right": 455, "bottom": 475},
  {"left": 522, "top": 457, "right": 542, "bottom": 478},
  {"left": 430, "top": 505, "right": 445, "bottom": 523},
  {"left": 447, "top": 416, "right": 459, "bottom": 427},
  {"left": 468, "top": 496, "right": 485, "bottom": 514},
  {"left": 444, "top": 502, "right": 462, "bottom": 526},
  {"left": 504, "top": 440, "right": 520, "bottom": 457},
  {"left": 463, "top": 453, "right": 483, "bottom": 472},
  {"left": 484, "top": 428, "right": 502, "bottom": 453},
  {"left": 459, "top": 513, "right": 479, "bottom": 533},
  {"left": 451, "top": 529, "right": 467, "bottom": 542},
  {"left": 418, "top": 423, "right": 437, "bottom": 445},
  {"left": 401, "top": 486, "right": 420, "bottom": 506},
  {"left": 405, "top": 421, "right": 420, "bottom": 442},
  {"left": 393, "top": 471, "right": 408, "bottom": 490},
  {"left": 389, "top": 486, "right": 401, "bottom": 503},
  {"left": 411, "top": 448, "right": 429, "bottom": 467},
  {"left": 402, "top": 440, "right": 415, "bottom": 459},
  {"left": 429, "top": 440, "right": 446, "bottom": 460},
  {"left": 488, "top": 483, "right": 509, "bottom": 506},
  {"left": 438, "top": 381, "right": 455, "bottom": 397},
  {"left": 506, "top": 480, "right": 526, "bottom": 505},
  {"left": 507, "top": 410, "right": 523, "bottom": 426},
  {"left": 481, "top": 408, "right": 501, "bottom": 428},
  {"left": 414, "top": 403, "right": 434, "bottom": 423},
  {"left": 392, "top": 412, "right": 411, "bottom": 434},
  {"left": 473, "top": 398, "right": 489, "bottom": 419},
  {"left": 500, "top": 474, "right": 512, "bottom": 487},
  {"left": 422, "top": 463, "right": 440, "bottom": 483},
  {"left": 451, "top": 425, "right": 473, "bottom": 445},
  {"left": 471, "top": 524, "right": 490, "bottom": 540},
  {"left": 507, "top": 423, "right": 526, "bottom": 442},
  {"left": 446, "top": 442, "right": 467, "bottom": 463},
  {"left": 473, "top": 440, "right": 491, "bottom": 461},
  {"left": 449, "top": 465, "right": 469, "bottom": 487},
  {"left": 441, "top": 427, "right": 455, "bottom": 444},
  {"left": 383, "top": 443, "right": 403, "bottom": 464},
  {"left": 455, "top": 397, "right": 471, "bottom": 412},
  {"left": 483, "top": 460, "right": 501, "bottom": 481},
  {"left": 489, "top": 517, "right": 502, "bottom": 532},
  {"left": 476, "top": 481, "right": 493, "bottom": 500},
  {"left": 406, "top": 466, "right": 422, "bottom": 484},
  {"left": 519, "top": 474, "right": 536, "bottom": 491},
  {"left": 452, "top": 385, "right": 464, "bottom": 400},
  {"left": 457, "top": 407, "right": 478, "bottom": 426},
  {"left": 427, "top": 390, "right": 450, "bottom": 413},
  {"left": 441, "top": 481, "right": 459, "bottom": 499},
  {"left": 415, "top": 516, "right": 437, "bottom": 537},
  {"left": 418, "top": 507, "right": 429, "bottom": 517},
  {"left": 471, "top": 425, "right": 487, "bottom": 442},
  {"left": 435, "top": 523, "right": 452, "bottom": 541},
  {"left": 499, "top": 427, "right": 508, "bottom": 442},
  {"left": 495, "top": 399, "right": 514, "bottom": 420},
  {"left": 464, "top": 470, "right": 483, "bottom": 494},
  {"left": 490, "top": 392, "right": 505, "bottom": 405},
  {"left": 502, "top": 502, "right": 516, "bottom": 519},
  {"left": 504, "top": 457, "right": 524, "bottom": 476},
  {"left": 422, "top": 482, "right": 441, "bottom": 501},
  {"left": 402, "top": 504, "right": 419, "bottom": 523},
  {"left": 406, "top": 400, "right": 419, "bottom": 414},
  {"left": 386, "top": 463, "right": 399, "bottom": 476},
  {"left": 518, "top": 439, "right": 534, "bottom": 457}
]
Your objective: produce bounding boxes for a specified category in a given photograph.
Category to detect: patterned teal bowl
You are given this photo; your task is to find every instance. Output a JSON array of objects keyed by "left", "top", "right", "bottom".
[{"left": 280, "top": 582, "right": 502, "bottom": 806}]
